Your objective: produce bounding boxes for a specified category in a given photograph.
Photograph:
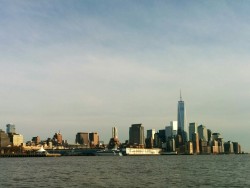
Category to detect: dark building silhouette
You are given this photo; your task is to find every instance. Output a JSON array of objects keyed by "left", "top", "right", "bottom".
[
  {"left": 89, "top": 132, "right": 99, "bottom": 147},
  {"left": 129, "top": 124, "right": 145, "bottom": 147},
  {"left": 75, "top": 132, "right": 89, "bottom": 146},
  {"left": 0, "top": 129, "right": 10, "bottom": 147}
]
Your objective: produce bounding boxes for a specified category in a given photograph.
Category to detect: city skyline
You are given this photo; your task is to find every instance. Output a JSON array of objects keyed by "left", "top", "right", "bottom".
[{"left": 0, "top": 1, "right": 250, "bottom": 151}]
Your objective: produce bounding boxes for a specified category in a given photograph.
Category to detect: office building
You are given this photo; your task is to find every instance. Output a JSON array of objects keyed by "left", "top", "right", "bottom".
[
  {"left": 75, "top": 132, "right": 89, "bottom": 146},
  {"left": 192, "top": 132, "right": 200, "bottom": 154},
  {"left": 177, "top": 92, "right": 187, "bottom": 142},
  {"left": 189, "top": 122, "right": 197, "bottom": 141},
  {"left": 0, "top": 129, "right": 10, "bottom": 147},
  {"left": 11, "top": 134, "right": 24, "bottom": 146},
  {"left": 129, "top": 124, "right": 145, "bottom": 147},
  {"left": 89, "top": 132, "right": 99, "bottom": 147},
  {"left": 53, "top": 132, "right": 63, "bottom": 145},
  {"left": 198, "top": 124, "right": 208, "bottom": 141},
  {"left": 112, "top": 127, "right": 118, "bottom": 139},
  {"left": 224, "top": 141, "right": 234, "bottom": 154},
  {"left": 32, "top": 136, "right": 41, "bottom": 145},
  {"left": 147, "top": 129, "right": 155, "bottom": 140},
  {"left": 6, "top": 124, "right": 16, "bottom": 134}
]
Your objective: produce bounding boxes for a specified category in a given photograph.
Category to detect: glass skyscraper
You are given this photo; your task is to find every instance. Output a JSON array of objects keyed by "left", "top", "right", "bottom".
[
  {"left": 6, "top": 124, "right": 16, "bottom": 134},
  {"left": 177, "top": 92, "right": 187, "bottom": 142}
]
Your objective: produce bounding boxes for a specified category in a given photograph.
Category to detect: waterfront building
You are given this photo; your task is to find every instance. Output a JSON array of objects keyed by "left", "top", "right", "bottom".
[
  {"left": 177, "top": 92, "right": 187, "bottom": 142},
  {"left": 186, "top": 141, "right": 193, "bottom": 154},
  {"left": 6, "top": 124, "right": 16, "bottom": 134},
  {"left": 192, "top": 132, "right": 200, "bottom": 154},
  {"left": 166, "top": 137, "right": 176, "bottom": 152},
  {"left": 10, "top": 134, "right": 24, "bottom": 146},
  {"left": 233, "top": 142, "right": 240, "bottom": 154},
  {"left": 199, "top": 140, "right": 211, "bottom": 154},
  {"left": 112, "top": 127, "right": 118, "bottom": 139},
  {"left": 158, "top": 129, "right": 166, "bottom": 143},
  {"left": 153, "top": 132, "right": 160, "bottom": 148},
  {"left": 198, "top": 124, "right": 208, "bottom": 141},
  {"left": 89, "top": 132, "right": 99, "bottom": 147},
  {"left": 0, "top": 129, "right": 10, "bottom": 147},
  {"left": 211, "top": 133, "right": 221, "bottom": 141},
  {"left": 147, "top": 129, "right": 155, "bottom": 140},
  {"left": 165, "top": 121, "right": 178, "bottom": 140},
  {"left": 224, "top": 141, "right": 234, "bottom": 154},
  {"left": 53, "top": 132, "right": 63, "bottom": 145},
  {"left": 75, "top": 132, "right": 89, "bottom": 146},
  {"left": 211, "top": 140, "right": 219, "bottom": 154},
  {"left": 32, "top": 136, "right": 41, "bottom": 145},
  {"left": 189, "top": 122, "right": 197, "bottom": 141},
  {"left": 165, "top": 126, "right": 172, "bottom": 140},
  {"left": 129, "top": 124, "right": 145, "bottom": 147},
  {"left": 207, "top": 129, "right": 212, "bottom": 142},
  {"left": 145, "top": 137, "right": 154, "bottom": 148}
]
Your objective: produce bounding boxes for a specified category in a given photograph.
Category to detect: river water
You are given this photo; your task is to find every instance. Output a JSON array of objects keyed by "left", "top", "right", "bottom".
[{"left": 0, "top": 155, "right": 249, "bottom": 187}]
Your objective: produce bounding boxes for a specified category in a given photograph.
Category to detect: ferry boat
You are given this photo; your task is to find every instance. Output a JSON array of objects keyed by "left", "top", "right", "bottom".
[{"left": 122, "top": 148, "right": 162, "bottom": 156}]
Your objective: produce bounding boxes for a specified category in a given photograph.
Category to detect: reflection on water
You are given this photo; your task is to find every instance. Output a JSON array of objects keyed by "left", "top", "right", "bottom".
[{"left": 0, "top": 155, "right": 249, "bottom": 187}]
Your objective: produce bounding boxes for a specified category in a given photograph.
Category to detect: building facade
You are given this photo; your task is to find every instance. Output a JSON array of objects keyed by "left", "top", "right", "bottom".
[
  {"left": 129, "top": 124, "right": 145, "bottom": 147},
  {"left": 75, "top": 132, "right": 89, "bottom": 146},
  {"left": 89, "top": 132, "right": 99, "bottom": 147},
  {"left": 198, "top": 124, "right": 208, "bottom": 141},
  {"left": 177, "top": 92, "right": 187, "bottom": 142},
  {"left": 112, "top": 127, "right": 118, "bottom": 139},
  {"left": 6, "top": 124, "right": 16, "bottom": 134},
  {"left": 0, "top": 129, "right": 10, "bottom": 147},
  {"left": 189, "top": 122, "right": 197, "bottom": 141}
]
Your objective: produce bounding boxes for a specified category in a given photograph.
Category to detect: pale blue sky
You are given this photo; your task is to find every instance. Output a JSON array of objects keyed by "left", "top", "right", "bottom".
[{"left": 0, "top": 0, "right": 250, "bottom": 151}]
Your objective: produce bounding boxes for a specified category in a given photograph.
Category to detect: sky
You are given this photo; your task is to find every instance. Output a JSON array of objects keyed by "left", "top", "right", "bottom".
[{"left": 0, "top": 0, "right": 250, "bottom": 151}]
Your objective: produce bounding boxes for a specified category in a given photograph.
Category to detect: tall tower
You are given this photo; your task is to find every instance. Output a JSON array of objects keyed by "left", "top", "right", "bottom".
[
  {"left": 112, "top": 127, "right": 118, "bottom": 139},
  {"left": 177, "top": 91, "right": 187, "bottom": 142},
  {"left": 129, "top": 124, "right": 145, "bottom": 147}
]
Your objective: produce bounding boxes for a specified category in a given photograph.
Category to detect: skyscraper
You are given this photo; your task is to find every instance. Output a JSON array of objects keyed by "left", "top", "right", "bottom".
[
  {"left": 189, "top": 122, "right": 197, "bottom": 141},
  {"left": 6, "top": 124, "right": 16, "bottom": 134},
  {"left": 89, "top": 132, "right": 99, "bottom": 147},
  {"left": 165, "top": 121, "right": 178, "bottom": 140},
  {"left": 129, "top": 124, "right": 145, "bottom": 147},
  {"left": 177, "top": 91, "right": 187, "bottom": 142},
  {"left": 112, "top": 127, "right": 118, "bottom": 139},
  {"left": 147, "top": 129, "right": 155, "bottom": 139},
  {"left": 75, "top": 132, "right": 89, "bottom": 146},
  {"left": 198, "top": 124, "right": 208, "bottom": 141}
]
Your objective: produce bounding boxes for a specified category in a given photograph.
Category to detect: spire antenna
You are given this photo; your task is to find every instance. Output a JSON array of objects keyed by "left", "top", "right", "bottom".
[{"left": 180, "top": 90, "right": 182, "bottom": 101}]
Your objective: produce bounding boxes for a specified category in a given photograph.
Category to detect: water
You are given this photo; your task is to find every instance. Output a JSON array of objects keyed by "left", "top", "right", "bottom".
[{"left": 0, "top": 155, "right": 250, "bottom": 187}]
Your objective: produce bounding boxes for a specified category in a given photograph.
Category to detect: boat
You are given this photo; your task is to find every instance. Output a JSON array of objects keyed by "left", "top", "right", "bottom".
[
  {"left": 95, "top": 149, "right": 122, "bottom": 156},
  {"left": 122, "top": 148, "right": 162, "bottom": 156},
  {"left": 36, "top": 146, "right": 61, "bottom": 157}
]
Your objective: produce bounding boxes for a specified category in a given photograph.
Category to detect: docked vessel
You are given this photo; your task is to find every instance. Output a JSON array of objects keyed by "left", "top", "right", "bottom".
[
  {"left": 95, "top": 149, "right": 122, "bottom": 156},
  {"left": 122, "top": 148, "right": 161, "bottom": 156}
]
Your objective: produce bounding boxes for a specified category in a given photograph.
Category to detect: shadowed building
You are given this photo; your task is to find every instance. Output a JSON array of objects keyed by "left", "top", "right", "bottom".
[
  {"left": 53, "top": 132, "right": 63, "bottom": 145},
  {"left": 89, "top": 132, "right": 99, "bottom": 147},
  {"left": 32, "top": 136, "right": 41, "bottom": 145},
  {"left": 198, "top": 125, "right": 208, "bottom": 141},
  {"left": 75, "top": 132, "right": 89, "bottom": 146},
  {"left": 147, "top": 129, "right": 155, "bottom": 140},
  {"left": 129, "top": 124, "right": 145, "bottom": 147},
  {"left": 0, "top": 129, "right": 10, "bottom": 147},
  {"left": 192, "top": 132, "right": 200, "bottom": 154},
  {"left": 189, "top": 122, "right": 197, "bottom": 141},
  {"left": 112, "top": 127, "right": 118, "bottom": 139},
  {"left": 6, "top": 124, "right": 16, "bottom": 134},
  {"left": 9, "top": 134, "right": 24, "bottom": 146}
]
